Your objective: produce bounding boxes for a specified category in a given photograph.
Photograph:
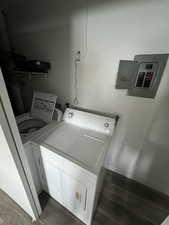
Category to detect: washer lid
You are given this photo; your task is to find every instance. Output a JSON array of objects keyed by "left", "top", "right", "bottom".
[{"left": 31, "top": 91, "right": 57, "bottom": 123}]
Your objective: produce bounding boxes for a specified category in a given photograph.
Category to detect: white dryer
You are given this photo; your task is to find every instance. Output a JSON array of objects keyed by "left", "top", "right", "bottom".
[
  {"left": 16, "top": 91, "right": 62, "bottom": 140},
  {"left": 35, "top": 108, "right": 117, "bottom": 225}
]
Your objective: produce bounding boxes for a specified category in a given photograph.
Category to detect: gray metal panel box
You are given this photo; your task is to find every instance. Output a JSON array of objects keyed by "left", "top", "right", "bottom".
[
  {"left": 128, "top": 54, "right": 168, "bottom": 98},
  {"left": 116, "top": 60, "right": 138, "bottom": 89}
]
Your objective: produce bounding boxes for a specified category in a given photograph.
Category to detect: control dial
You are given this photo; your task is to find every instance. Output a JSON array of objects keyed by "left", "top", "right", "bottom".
[
  {"left": 68, "top": 112, "right": 74, "bottom": 118},
  {"left": 104, "top": 122, "right": 110, "bottom": 128}
]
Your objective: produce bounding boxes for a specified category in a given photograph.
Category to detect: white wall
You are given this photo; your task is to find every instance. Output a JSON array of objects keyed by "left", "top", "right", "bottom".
[{"left": 5, "top": 0, "right": 169, "bottom": 195}]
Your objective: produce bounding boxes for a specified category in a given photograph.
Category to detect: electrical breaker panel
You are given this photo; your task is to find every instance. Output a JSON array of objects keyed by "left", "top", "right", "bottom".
[{"left": 116, "top": 54, "right": 168, "bottom": 98}]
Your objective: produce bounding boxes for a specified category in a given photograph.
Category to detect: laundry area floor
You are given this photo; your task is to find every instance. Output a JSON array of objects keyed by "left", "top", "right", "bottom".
[{"left": 0, "top": 169, "right": 169, "bottom": 225}]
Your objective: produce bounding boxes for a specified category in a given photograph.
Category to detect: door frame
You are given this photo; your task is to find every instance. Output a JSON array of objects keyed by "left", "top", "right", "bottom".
[{"left": 0, "top": 69, "right": 42, "bottom": 219}]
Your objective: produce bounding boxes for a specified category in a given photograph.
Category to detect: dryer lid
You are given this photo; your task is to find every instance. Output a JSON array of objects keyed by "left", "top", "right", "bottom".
[{"left": 31, "top": 91, "right": 57, "bottom": 123}]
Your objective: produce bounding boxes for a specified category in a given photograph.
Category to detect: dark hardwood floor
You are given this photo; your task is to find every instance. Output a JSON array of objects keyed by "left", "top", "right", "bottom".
[
  {"left": 93, "top": 170, "right": 169, "bottom": 225},
  {"left": 0, "top": 169, "right": 169, "bottom": 225}
]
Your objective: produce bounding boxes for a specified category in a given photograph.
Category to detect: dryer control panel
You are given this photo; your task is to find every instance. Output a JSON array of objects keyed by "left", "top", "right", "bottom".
[{"left": 64, "top": 108, "right": 116, "bottom": 135}]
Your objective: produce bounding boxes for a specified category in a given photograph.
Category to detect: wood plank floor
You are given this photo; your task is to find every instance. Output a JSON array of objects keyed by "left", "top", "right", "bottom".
[
  {"left": 0, "top": 189, "right": 41, "bottom": 225},
  {"left": 1, "top": 169, "right": 169, "bottom": 225}
]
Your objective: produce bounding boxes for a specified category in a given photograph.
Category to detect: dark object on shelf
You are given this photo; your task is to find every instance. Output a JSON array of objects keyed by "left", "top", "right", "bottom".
[
  {"left": 0, "top": 49, "right": 51, "bottom": 75},
  {"left": 15, "top": 60, "right": 51, "bottom": 73}
]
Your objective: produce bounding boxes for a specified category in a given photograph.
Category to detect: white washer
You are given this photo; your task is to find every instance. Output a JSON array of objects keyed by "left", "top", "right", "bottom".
[{"left": 16, "top": 91, "right": 62, "bottom": 140}]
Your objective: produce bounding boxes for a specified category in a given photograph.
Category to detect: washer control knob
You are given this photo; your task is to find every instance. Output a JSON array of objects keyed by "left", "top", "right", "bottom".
[
  {"left": 104, "top": 122, "right": 109, "bottom": 128},
  {"left": 68, "top": 112, "right": 74, "bottom": 118}
]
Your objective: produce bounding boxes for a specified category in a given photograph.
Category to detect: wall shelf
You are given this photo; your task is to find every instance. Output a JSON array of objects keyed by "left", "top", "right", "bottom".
[{"left": 7, "top": 70, "right": 48, "bottom": 79}]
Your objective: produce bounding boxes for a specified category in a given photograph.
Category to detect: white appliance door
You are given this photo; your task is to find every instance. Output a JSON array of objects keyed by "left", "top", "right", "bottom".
[{"left": 0, "top": 101, "right": 36, "bottom": 219}]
